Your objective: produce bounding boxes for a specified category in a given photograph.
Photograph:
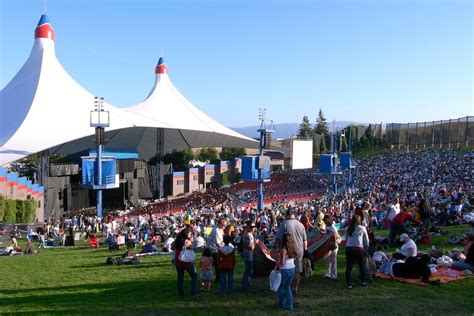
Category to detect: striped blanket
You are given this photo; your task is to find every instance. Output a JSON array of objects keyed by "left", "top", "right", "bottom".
[{"left": 252, "top": 229, "right": 336, "bottom": 277}]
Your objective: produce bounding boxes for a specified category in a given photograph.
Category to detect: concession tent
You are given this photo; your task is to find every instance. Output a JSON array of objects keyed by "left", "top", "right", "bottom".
[{"left": 0, "top": 14, "right": 257, "bottom": 166}]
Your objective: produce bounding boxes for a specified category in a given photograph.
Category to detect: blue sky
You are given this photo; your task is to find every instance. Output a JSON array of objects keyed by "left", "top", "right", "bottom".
[{"left": 0, "top": 0, "right": 472, "bottom": 127}]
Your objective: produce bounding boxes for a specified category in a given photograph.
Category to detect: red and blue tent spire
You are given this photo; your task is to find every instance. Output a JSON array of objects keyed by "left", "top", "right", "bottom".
[
  {"left": 35, "top": 14, "right": 55, "bottom": 41},
  {"left": 155, "top": 57, "right": 168, "bottom": 74}
]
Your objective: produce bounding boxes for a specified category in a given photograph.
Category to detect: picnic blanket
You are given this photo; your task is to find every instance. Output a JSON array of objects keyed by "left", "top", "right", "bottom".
[
  {"left": 306, "top": 230, "right": 336, "bottom": 263},
  {"left": 375, "top": 267, "right": 469, "bottom": 286},
  {"left": 252, "top": 229, "right": 336, "bottom": 277},
  {"left": 253, "top": 242, "right": 278, "bottom": 277},
  {"left": 135, "top": 251, "right": 174, "bottom": 257}
]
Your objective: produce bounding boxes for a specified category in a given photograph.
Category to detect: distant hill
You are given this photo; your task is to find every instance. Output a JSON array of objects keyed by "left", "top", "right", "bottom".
[{"left": 231, "top": 121, "right": 362, "bottom": 139}]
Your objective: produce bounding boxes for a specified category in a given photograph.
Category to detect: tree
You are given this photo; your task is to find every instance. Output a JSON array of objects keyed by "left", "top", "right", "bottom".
[
  {"left": 220, "top": 172, "right": 230, "bottom": 185},
  {"left": 163, "top": 149, "right": 195, "bottom": 171},
  {"left": 220, "top": 147, "right": 246, "bottom": 161},
  {"left": 25, "top": 200, "right": 37, "bottom": 223},
  {"left": 364, "top": 124, "right": 376, "bottom": 146},
  {"left": 319, "top": 137, "right": 327, "bottom": 153},
  {"left": 0, "top": 196, "right": 5, "bottom": 222},
  {"left": 16, "top": 200, "right": 24, "bottom": 223},
  {"left": 197, "top": 147, "right": 219, "bottom": 164},
  {"left": 4, "top": 199, "right": 17, "bottom": 223},
  {"left": 297, "top": 116, "right": 314, "bottom": 138},
  {"left": 313, "top": 136, "right": 320, "bottom": 156},
  {"left": 340, "top": 135, "right": 349, "bottom": 152},
  {"left": 314, "top": 108, "right": 329, "bottom": 135}
]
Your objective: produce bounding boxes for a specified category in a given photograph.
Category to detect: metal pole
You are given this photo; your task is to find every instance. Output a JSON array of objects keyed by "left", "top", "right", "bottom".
[
  {"left": 258, "top": 128, "right": 265, "bottom": 212},
  {"left": 96, "top": 133, "right": 103, "bottom": 220},
  {"left": 156, "top": 128, "right": 164, "bottom": 198},
  {"left": 456, "top": 117, "right": 461, "bottom": 148},
  {"left": 466, "top": 116, "right": 469, "bottom": 147},
  {"left": 431, "top": 121, "right": 435, "bottom": 148},
  {"left": 448, "top": 119, "right": 452, "bottom": 148},
  {"left": 423, "top": 121, "right": 427, "bottom": 149},
  {"left": 415, "top": 122, "right": 418, "bottom": 150}
]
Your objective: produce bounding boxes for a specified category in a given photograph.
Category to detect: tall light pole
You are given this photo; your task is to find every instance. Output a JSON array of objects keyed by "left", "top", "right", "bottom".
[
  {"left": 256, "top": 108, "right": 275, "bottom": 212},
  {"left": 90, "top": 97, "right": 109, "bottom": 220}
]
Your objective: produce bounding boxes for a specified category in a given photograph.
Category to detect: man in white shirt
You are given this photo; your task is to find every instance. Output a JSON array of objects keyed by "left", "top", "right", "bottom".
[
  {"left": 207, "top": 217, "right": 226, "bottom": 282},
  {"left": 399, "top": 233, "right": 417, "bottom": 258},
  {"left": 387, "top": 197, "right": 400, "bottom": 222}
]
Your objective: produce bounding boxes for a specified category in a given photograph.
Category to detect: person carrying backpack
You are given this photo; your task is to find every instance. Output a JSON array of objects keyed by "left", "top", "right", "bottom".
[{"left": 218, "top": 235, "right": 236, "bottom": 293}]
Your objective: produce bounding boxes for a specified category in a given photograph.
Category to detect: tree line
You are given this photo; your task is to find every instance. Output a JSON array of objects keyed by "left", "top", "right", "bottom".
[
  {"left": 297, "top": 109, "right": 388, "bottom": 155},
  {"left": 0, "top": 196, "right": 37, "bottom": 223}
]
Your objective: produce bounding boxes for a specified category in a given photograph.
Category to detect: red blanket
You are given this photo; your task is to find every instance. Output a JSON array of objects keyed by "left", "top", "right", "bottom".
[{"left": 375, "top": 267, "right": 469, "bottom": 286}]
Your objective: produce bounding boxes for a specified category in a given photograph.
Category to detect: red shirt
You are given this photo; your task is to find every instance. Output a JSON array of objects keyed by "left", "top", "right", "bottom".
[
  {"left": 300, "top": 217, "right": 313, "bottom": 231},
  {"left": 392, "top": 212, "right": 420, "bottom": 226}
]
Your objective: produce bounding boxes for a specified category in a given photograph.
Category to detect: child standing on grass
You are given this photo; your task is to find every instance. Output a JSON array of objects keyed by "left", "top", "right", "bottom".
[
  {"left": 200, "top": 248, "right": 213, "bottom": 291},
  {"left": 218, "top": 235, "right": 236, "bottom": 293}
]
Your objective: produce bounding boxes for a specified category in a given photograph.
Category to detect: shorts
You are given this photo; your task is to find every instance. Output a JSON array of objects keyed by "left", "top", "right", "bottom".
[{"left": 294, "top": 255, "right": 303, "bottom": 273}]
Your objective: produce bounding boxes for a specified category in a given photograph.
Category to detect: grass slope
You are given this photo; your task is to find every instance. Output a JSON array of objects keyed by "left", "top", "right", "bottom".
[{"left": 1, "top": 225, "right": 473, "bottom": 315}]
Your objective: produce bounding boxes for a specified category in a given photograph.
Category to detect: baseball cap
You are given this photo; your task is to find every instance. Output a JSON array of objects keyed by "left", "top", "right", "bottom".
[
  {"left": 286, "top": 208, "right": 295, "bottom": 216},
  {"left": 399, "top": 233, "right": 409, "bottom": 241}
]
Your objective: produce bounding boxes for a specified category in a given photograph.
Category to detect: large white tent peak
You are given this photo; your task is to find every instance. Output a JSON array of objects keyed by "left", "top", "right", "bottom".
[
  {"left": 0, "top": 15, "right": 170, "bottom": 165},
  {"left": 1, "top": 15, "right": 256, "bottom": 166},
  {"left": 124, "top": 56, "right": 252, "bottom": 141}
]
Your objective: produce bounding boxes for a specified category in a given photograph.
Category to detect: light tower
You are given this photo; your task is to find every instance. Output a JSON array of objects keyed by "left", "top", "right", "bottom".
[
  {"left": 256, "top": 108, "right": 275, "bottom": 212},
  {"left": 90, "top": 96, "right": 110, "bottom": 219}
]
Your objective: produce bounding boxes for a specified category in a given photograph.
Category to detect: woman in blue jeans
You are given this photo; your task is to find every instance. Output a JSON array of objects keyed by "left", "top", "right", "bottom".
[
  {"left": 276, "top": 233, "right": 297, "bottom": 311},
  {"left": 172, "top": 227, "right": 197, "bottom": 297}
]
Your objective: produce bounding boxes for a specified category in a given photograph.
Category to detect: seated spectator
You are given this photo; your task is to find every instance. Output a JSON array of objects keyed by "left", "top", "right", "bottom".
[
  {"left": 163, "top": 235, "right": 175, "bottom": 252},
  {"left": 140, "top": 239, "right": 158, "bottom": 254},
  {"left": 106, "top": 234, "right": 118, "bottom": 250},
  {"left": 392, "top": 233, "right": 417, "bottom": 259},
  {"left": 372, "top": 243, "right": 389, "bottom": 270},
  {"left": 194, "top": 233, "right": 205, "bottom": 249},
  {"left": 451, "top": 234, "right": 474, "bottom": 271},
  {"left": 27, "top": 229, "right": 38, "bottom": 241}
]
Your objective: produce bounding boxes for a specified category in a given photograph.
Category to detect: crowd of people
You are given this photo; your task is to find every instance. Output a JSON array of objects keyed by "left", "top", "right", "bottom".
[{"left": 2, "top": 149, "right": 473, "bottom": 311}]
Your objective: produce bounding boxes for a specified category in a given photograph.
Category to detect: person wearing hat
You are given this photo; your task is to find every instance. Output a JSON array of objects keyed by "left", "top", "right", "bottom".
[
  {"left": 275, "top": 208, "right": 307, "bottom": 294},
  {"left": 241, "top": 220, "right": 258, "bottom": 291},
  {"left": 396, "top": 233, "right": 417, "bottom": 259}
]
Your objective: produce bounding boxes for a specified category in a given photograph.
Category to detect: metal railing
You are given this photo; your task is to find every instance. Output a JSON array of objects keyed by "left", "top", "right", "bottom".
[{"left": 385, "top": 116, "right": 473, "bottom": 149}]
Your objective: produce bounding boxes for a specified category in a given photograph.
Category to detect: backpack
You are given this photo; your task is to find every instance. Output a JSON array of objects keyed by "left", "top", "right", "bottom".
[{"left": 217, "top": 250, "right": 236, "bottom": 270}]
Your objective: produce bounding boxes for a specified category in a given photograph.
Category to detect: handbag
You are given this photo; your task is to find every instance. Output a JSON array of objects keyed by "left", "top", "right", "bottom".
[
  {"left": 178, "top": 248, "right": 196, "bottom": 263},
  {"left": 269, "top": 269, "right": 281, "bottom": 292}
]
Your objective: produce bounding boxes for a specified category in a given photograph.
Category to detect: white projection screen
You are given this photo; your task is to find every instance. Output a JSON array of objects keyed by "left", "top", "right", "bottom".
[{"left": 292, "top": 139, "right": 313, "bottom": 169}]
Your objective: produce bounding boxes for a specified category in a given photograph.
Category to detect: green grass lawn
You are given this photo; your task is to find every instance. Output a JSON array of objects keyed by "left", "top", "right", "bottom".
[{"left": 1, "top": 225, "right": 473, "bottom": 315}]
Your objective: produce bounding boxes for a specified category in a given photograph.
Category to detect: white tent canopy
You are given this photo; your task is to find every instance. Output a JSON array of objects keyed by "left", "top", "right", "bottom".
[{"left": 0, "top": 15, "right": 256, "bottom": 166}]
